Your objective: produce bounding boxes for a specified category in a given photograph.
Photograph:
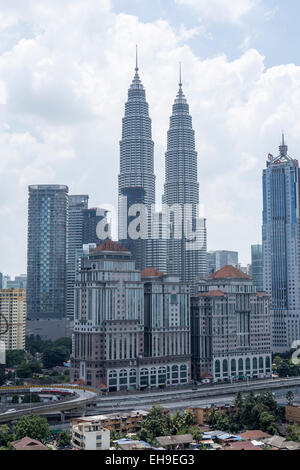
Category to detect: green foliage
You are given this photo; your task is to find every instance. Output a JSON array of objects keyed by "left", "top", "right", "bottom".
[
  {"left": 0, "top": 425, "right": 13, "bottom": 448},
  {"left": 189, "top": 426, "right": 202, "bottom": 442},
  {"left": 209, "top": 391, "right": 283, "bottom": 434},
  {"left": 286, "top": 423, "right": 300, "bottom": 443},
  {"left": 0, "top": 368, "right": 5, "bottom": 386},
  {"left": 5, "top": 350, "right": 25, "bottom": 368},
  {"left": 13, "top": 414, "right": 50, "bottom": 442},
  {"left": 22, "top": 393, "right": 41, "bottom": 404},
  {"left": 56, "top": 431, "right": 71, "bottom": 448},
  {"left": 26, "top": 335, "right": 72, "bottom": 369},
  {"left": 272, "top": 352, "right": 300, "bottom": 378}
]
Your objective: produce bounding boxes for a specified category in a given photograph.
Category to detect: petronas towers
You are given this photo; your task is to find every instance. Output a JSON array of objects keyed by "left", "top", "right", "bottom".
[{"left": 118, "top": 53, "right": 207, "bottom": 290}]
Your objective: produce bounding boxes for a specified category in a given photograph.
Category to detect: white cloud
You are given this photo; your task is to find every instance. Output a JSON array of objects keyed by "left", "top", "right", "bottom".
[
  {"left": 0, "top": 0, "right": 300, "bottom": 274},
  {"left": 175, "top": 0, "right": 259, "bottom": 23}
]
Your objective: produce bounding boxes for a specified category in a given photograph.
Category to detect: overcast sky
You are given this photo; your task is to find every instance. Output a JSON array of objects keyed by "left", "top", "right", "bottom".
[{"left": 0, "top": 0, "right": 299, "bottom": 276}]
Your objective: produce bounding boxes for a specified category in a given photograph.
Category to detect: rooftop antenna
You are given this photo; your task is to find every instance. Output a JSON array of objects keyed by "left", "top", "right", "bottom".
[
  {"left": 135, "top": 44, "right": 139, "bottom": 72},
  {"left": 179, "top": 62, "right": 182, "bottom": 88}
]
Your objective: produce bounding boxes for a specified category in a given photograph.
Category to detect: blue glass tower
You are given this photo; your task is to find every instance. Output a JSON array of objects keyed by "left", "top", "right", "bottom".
[{"left": 262, "top": 135, "right": 300, "bottom": 351}]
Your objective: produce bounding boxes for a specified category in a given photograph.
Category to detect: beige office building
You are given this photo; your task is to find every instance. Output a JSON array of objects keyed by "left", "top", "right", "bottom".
[{"left": 0, "top": 289, "right": 26, "bottom": 351}]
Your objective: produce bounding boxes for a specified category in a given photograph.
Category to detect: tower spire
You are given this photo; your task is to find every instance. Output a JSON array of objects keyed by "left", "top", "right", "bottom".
[
  {"left": 179, "top": 62, "right": 182, "bottom": 88},
  {"left": 135, "top": 45, "right": 139, "bottom": 72}
]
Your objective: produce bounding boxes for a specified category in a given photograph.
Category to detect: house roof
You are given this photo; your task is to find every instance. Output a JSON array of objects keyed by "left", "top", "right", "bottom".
[
  {"left": 225, "top": 441, "right": 262, "bottom": 451},
  {"left": 157, "top": 435, "right": 193, "bottom": 446},
  {"left": 141, "top": 267, "right": 164, "bottom": 278},
  {"left": 11, "top": 437, "right": 48, "bottom": 451},
  {"left": 238, "top": 430, "right": 269, "bottom": 441},
  {"left": 209, "top": 265, "right": 251, "bottom": 280},
  {"left": 263, "top": 436, "right": 286, "bottom": 449},
  {"left": 90, "top": 240, "right": 130, "bottom": 254}
]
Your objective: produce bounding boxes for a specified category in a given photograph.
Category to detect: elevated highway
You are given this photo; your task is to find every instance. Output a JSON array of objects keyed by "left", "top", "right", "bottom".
[{"left": 1, "top": 377, "right": 300, "bottom": 423}]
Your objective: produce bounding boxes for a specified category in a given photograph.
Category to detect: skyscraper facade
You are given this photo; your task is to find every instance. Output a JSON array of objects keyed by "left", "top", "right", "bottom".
[
  {"left": 191, "top": 266, "right": 272, "bottom": 382},
  {"left": 263, "top": 136, "right": 300, "bottom": 351},
  {"left": 27, "top": 185, "right": 69, "bottom": 339},
  {"left": 0, "top": 289, "right": 26, "bottom": 351},
  {"left": 163, "top": 74, "right": 207, "bottom": 290},
  {"left": 118, "top": 55, "right": 156, "bottom": 271},
  {"left": 82, "top": 207, "right": 110, "bottom": 246},
  {"left": 251, "top": 244, "right": 263, "bottom": 292},
  {"left": 207, "top": 250, "right": 239, "bottom": 274},
  {"left": 66, "top": 195, "right": 89, "bottom": 318}
]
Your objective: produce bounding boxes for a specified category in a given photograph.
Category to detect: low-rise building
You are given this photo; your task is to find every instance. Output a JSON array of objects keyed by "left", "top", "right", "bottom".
[
  {"left": 72, "top": 410, "right": 148, "bottom": 435},
  {"left": 72, "top": 421, "right": 110, "bottom": 450},
  {"left": 285, "top": 403, "right": 300, "bottom": 424},
  {"left": 186, "top": 404, "right": 236, "bottom": 426},
  {"left": 191, "top": 266, "right": 272, "bottom": 382}
]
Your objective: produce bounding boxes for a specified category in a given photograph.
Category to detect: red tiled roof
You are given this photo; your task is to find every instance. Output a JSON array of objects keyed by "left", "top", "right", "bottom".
[
  {"left": 141, "top": 268, "right": 164, "bottom": 278},
  {"left": 91, "top": 240, "right": 130, "bottom": 254},
  {"left": 198, "top": 290, "right": 226, "bottom": 297},
  {"left": 209, "top": 265, "right": 251, "bottom": 280},
  {"left": 11, "top": 437, "right": 48, "bottom": 451},
  {"left": 225, "top": 441, "right": 262, "bottom": 451},
  {"left": 238, "top": 430, "right": 269, "bottom": 441}
]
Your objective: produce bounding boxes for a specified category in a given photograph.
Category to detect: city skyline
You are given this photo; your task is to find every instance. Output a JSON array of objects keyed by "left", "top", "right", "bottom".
[{"left": 1, "top": 0, "right": 300, "bottom": 276}]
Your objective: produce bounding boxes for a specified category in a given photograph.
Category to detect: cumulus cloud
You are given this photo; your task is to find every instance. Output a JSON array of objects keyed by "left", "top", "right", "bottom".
[
  {"left": 175, "top": 0, "right": 259, "bottom": 23},
  {"left": 0, "top": 0, "right": 299, "bottom": 274}
]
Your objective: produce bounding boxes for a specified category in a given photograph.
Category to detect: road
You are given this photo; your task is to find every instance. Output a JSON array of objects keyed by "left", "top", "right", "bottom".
[{"left": 1, "top": 377, "right": 300, "bottom": 423}]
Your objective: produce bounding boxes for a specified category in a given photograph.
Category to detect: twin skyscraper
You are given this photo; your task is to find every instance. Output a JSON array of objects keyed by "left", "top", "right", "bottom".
[{"left": 118, "top": 52, "right": 207, "bottom": 291}]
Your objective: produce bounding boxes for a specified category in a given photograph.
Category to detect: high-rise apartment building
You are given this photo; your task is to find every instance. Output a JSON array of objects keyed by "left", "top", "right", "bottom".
[
  {"left": 191, "top": 266, "right": 272, "bottom": 382},
  {"left": 163, "top": 73, "right": 207, "bottom": 291},
  {"left": 142, "top": 268, "right": 191, "bottom": 385},
  {"left": 71, "top": 240, "right": 145, "bottom": 390},
  {"left": 262, "top": 136, "right": 300, "bottom": 351},
  {"left": 118, "top": 54, "right": 156, "bottom": 271},
  {"left": 251, "top": 245, "right": 263, "bottom": 292},
  {"left": 207, "top": 251, "right": 239, "bottom": 274},
  {"left": 66, "top": 195, "right": 89, "bottom": 318},
  {"left": 0, "top": 289, "right": 26, "bottom": 351},
  {"left": 82, "top": 207, "right": 110, "bottom": 246},
  {"left": 27, "top": 185, "right": 69, "bottom": 340},
  {"left": 71, "top": 241, "right": 191, "bottom": 390}
]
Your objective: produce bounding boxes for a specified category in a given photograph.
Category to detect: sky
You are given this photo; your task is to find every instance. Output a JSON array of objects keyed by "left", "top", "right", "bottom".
[{"left": 0, "top": 0, "right": 300, "bottom": 276}]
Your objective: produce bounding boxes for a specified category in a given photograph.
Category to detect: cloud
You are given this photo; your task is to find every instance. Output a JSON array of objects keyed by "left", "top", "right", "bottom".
[
  {"left": 175, "top": 0, "right": 259, "bottom": 23},
  {"left": 0, "top": 0, "right": 299, "bottom": 274}
]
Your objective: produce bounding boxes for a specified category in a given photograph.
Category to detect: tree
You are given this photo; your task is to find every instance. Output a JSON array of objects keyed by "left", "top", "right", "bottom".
[
  {"left": 16, "top": 362, "right": 32, "bottom": 379},
  {"left": 138, "top": 406, "right": 169, "bottom": 444},
  {"left": 5, "top": 351, "right": 25, "bottom": 368},
  {"left": 13, "top": 415, "right": 50, "bottom": 442},
  {"left": 184, "top": 410, "right": 195, "bottom": 429},
  {"left": 171, "top": 411, "right": 185, "bottom": 435},
  {"left": 189, "top": 426, "right": 202, "bottom": 442},
  {"left": 42, "top": 347, "right": 67, "bottom": 369},
  {"left": 286, "top": 391, "right": 295, "bottom": 405},
  {"left": 22, "top": 393, "right": 41, "bottom": 404},
  {"left": 56, "top": 431, "right": 71, "bottom": 448},
  {"left": 234, "top": 392, "right": 243, "bottom": 409},
  {"left": 0, "top": 369, "right": 5, "bottom": 386},
  {"left": 286, "top": 423, "right": 300, "bottom": 443},
  {"left": 0, "top": 425, "right": 12, "bottom": 447}
]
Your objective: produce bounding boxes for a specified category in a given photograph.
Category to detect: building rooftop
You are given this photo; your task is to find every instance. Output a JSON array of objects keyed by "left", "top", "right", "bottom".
[
  {"left": 72, "top": 410, "right": 148, "bottom": 424},
  {"left": 141, "top": 268, "right": 165, "bottom": 278},
  {"left": 90, "top": 240, "right": 130, "bottom": 254},
  {"left": 11, "top": 437, "right": 48, "bottom": 451},
  {"left": 238, "top": 430, "right": 269, "bottom": 441},
  {"left": 157, "top": 434, "right": 193, "bottom": 446},
  {"left": 198, "top": 290, "right": 226, "bottom": 298},
  {"left": 208, "top": 265, "right": 251, "bottom": 280}
]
